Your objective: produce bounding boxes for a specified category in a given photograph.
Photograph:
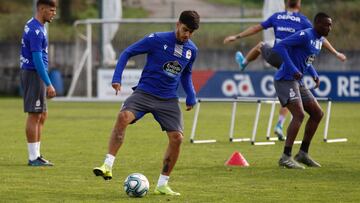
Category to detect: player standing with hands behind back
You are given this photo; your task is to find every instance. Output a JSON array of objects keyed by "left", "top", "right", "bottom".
[
  {"left": 273, "top": 12, "right": 333, "bottom": 169},
  {"left": 20, "top": 0, "right": 57, "bottom": 166},
  {"left": 93, "top": 10, "right": 200, "bottom": 196}
]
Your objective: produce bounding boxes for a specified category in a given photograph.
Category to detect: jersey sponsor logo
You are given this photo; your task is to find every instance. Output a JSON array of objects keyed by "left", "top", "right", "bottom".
[
  {"left": 306, "top": 54, "right": 316, "bottom": 65},
  {"left": 186, "top": 50, "right": 192, "bottom": 59},
  {"left": 163, "top": 61, "right": 182, "bottom": 77},
  {"left": 277, "top": 26, "right": 296, "bottom": 33},
  {"left": 173, "top": 44, "right": 183, "bottom": 58},
  {"left": 277, "top": 14, "right": 301, "bottom": 22}
]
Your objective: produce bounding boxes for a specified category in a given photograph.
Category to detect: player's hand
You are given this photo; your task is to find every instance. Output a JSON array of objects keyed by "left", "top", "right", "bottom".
[
  {"left": 293, "top": 72, "right": 303, "bottom": 80},
  {"left": 112, "top": 83, "right": 121, "bottom": 95},
  {"left": 313, "top": 77, "right": 320, "bottom": 89},
  {"left": 46, "top": 85, "right": 56, "bottom": 99},
  {"left": 336, "top": 52, "right": 347, "bottom": 62},
  {"left": 223, "top": 35, "right": 237, "bottom": 44},
  {"left": 186, "top": 105, "right": 193, "bottom": 111}
]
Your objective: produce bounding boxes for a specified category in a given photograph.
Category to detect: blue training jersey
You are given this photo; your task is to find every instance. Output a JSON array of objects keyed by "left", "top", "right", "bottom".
[
  {"left": 261, "top": 11, "right": 312, "bottom": 44},
  {"left": 273, "top": 28, "right": 324, "bottom": 81},
  {"left": 112, "top": 31, "right": 198, "bottom": 104},
  {"left": 20, "top": 18, "right": 48, "bottom": 70}
]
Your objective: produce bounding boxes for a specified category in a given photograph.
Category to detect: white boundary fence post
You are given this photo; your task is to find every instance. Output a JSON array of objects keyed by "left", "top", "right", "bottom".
[{"left": 190, "top": 100, "right": 217, "bottom": 144}]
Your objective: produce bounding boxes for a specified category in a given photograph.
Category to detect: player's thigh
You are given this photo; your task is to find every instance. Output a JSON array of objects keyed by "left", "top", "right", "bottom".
[
  {"left": 300, "top": 87, "right": 323, "bottom": 118},
  {"left": 152, "top": 99, "right": 183, "bottom": 133}
]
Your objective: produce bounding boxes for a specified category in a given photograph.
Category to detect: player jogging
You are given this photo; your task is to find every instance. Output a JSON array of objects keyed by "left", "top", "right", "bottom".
[
  {"left": 93, "top": 10, "right": 200, "bottom": 196},
  {"left": 273, "top": 12, "right": 333, "bottom": 169},
  {"left": 20, "top": 0, "right": 57, "bottom": 166},
  {"left": 223, "top": 0, "right": 346, "bottom": 141}
]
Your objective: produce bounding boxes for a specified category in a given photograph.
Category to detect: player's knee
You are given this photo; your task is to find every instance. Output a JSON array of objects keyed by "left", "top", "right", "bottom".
[
  {"left": 169, "top": 132, "right": 183, "bottom": 145},
  {"left": 294, "top": 111, "right": 305, "bottom": 123},
  {"left": 117, "top": 111, "right": 133, "bottom": 126},
  {"left": 39, "top": 112, "right": 48, "bottom": 124},
  {"left": 314, "top": 109, "right": 324, "bottom": 122}
]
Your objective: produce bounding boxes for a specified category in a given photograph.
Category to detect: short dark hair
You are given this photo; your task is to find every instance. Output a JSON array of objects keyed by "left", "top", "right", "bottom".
[
  {"left": 287, "top": 0, "right": 300, "bottom": 8},
  {"left": 314, "top": 12, "right": 330, "bottom": 24},
  {"left": 179, "top": 10, "right": 200, "bottom": 30},
  {"left": 37, "top": 0, "right": 56, "bottom": 8}
]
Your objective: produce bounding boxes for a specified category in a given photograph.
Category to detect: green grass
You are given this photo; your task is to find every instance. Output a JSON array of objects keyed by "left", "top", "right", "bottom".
[{"left": 0, "top": 98, "right": 359, "bottom": 202}]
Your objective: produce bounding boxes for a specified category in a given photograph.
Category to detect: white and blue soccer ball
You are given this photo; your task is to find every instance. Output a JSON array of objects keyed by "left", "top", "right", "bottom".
[{"left": 123, "top": 173, "right": 149, "bottom": 197}]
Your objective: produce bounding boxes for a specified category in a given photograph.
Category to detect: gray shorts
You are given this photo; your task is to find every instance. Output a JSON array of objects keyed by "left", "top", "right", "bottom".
[
  {"left": 261, "top": 43, "right": 283, "bottom": 69},
  {"left": 20, "top": 69, "right": 47, "bottom": 113},
  {"left": 121, "top": 90, "right": 183, "bottom": 133},
  {"left": 274, "top": 80, "right": 315, "bottom": 107}
]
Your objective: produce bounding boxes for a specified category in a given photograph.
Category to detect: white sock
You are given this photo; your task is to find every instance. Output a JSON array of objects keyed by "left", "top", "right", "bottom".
[
  {"left": 157, "top": 174, "right": 169, "bottom": 187},
  {"left": 27, "top": 143, "right": 38, "bottom": 161},
  {"left": 104, "top": 154, "right": 115, "bottom": 168},
  {"left": 36, "top": 142, "right": 41, "bottom": 158}
]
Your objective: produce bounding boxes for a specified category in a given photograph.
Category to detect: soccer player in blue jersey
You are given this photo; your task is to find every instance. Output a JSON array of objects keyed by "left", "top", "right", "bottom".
[
  {"left": 272, "top": 12, "right": 333, "bottom": 169},
  {"left": 93, "top": 10, "right": 200, "bottom": 196},
  {"left": 224, "top": 0, "right": 346, "bottom": 141},
  {"left": 20, "top": 0, "right": 57, "bottom": 166}
]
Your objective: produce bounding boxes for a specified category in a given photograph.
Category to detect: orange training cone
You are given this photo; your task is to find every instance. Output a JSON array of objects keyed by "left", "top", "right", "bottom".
[{"left": 225, "top": 151, "right": 249, "bottom": 167}]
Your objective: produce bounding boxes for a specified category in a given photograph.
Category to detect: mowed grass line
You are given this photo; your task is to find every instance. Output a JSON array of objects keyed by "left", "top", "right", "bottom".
[{"left": 0, "top": 98, "right": 359, "bottom": 202}]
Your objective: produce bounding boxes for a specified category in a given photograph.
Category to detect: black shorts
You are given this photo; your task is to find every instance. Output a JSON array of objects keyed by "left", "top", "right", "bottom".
[
  {"left": 20, "top": 69, "right": 47, "bottom": 113},
  {"left": 261, "top": 43, "right": 283, "bottom": 69}
]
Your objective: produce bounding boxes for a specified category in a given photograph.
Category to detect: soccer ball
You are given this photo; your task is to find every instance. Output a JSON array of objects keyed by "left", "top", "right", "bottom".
[{"left": 123, "top": 173, "right": 149, "bottom": 197}]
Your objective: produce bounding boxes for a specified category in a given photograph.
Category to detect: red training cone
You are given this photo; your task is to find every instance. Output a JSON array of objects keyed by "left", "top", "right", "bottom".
[{"left": 225, "top": 151, "right": 249, "bottom": 167}]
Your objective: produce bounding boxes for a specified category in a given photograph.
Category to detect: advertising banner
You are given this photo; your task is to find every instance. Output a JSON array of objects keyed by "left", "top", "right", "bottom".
[{"left": 179, "top": 71, "right": 360, "bottom": 102}]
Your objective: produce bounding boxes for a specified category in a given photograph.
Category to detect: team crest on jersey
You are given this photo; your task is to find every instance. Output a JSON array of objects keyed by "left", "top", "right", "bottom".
[
  {"left": 186, "top": 50, "right": 192, "bottom": 59},
  {"left": 306, "top": 54, "right": 316, "bottom": 65},
  {"left": 163, "top": 61, "right": 182, "bottom": 77}
]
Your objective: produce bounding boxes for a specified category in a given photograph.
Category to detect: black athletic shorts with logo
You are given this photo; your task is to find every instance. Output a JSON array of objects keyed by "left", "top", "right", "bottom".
[
  {"left": 274, "top": 80, "right": 315, "bottom": 107},
  {"left": 121, "top": 90, "right": 183, "bottom": 133},
  {"left": 20, "top": 69, "right": 47, "bottom": 113}
]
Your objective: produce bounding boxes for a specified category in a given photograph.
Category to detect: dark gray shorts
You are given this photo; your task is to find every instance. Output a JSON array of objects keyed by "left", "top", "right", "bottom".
[
  {"left": 121, "top": 90, "right": 183, "bottom": 133},
  {"left": 20, "top": 69, "right": 47, "bottom": 113},
  {"left": 274, "top": 80, "right": 315, "bottom": 107},
  {"left": 261, "top": 43, "right": 283, "bottom": 69}
]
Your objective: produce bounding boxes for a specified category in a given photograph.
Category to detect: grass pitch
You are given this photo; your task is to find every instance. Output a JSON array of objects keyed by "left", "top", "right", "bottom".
[{"left": 0, "top": 98, "right": 359, "bottom": 202}]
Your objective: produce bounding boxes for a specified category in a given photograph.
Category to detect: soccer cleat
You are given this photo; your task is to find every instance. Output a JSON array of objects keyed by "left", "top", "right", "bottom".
[
  {"left": 154, "top": 184, "right": 180, "bottom": 196},
  {"left": 93, "top": 164, "right": 112, "bottom": 180},
  {"left": 28, "top": 156, "right": 54, "bottom": 166},
  {"left": 294, "top": 151, "right": 321, "bottom": 167},
  {"left": 274, "top": 124, "right": 286, "bottom": 141},
  {"left": 235, "top": 51, "right": 247, "bottom": 71},
  {"left": 278, "top": 154, "right": 305, "bottom": 169}
]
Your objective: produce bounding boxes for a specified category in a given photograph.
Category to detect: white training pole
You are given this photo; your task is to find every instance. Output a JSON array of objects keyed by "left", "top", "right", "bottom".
[
  {"left": 323, "top": 100, "right": 348, "bottom": 143},
  {"left": 190, "top": 102, "right": 200, "bottom": 142},
  {"left": 229, "top": 101, "right": 237, "bottom": 142},
  {"left": 251, "top": 101, "right": 262, "bottom": 144},
  {"left": 190, "top": 101, "right": 217, "bottom": 144},
  {"left": 266, "top": 101, "right": 276, "bottom": 140}
]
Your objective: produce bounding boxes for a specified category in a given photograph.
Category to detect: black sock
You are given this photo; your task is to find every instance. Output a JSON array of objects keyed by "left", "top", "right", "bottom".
[
  {"left": 283, "top": 146, "right": 292, "bottom": 156},
  {"left": 300, "top": 141, "right": 310, "bottom": 153}
]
